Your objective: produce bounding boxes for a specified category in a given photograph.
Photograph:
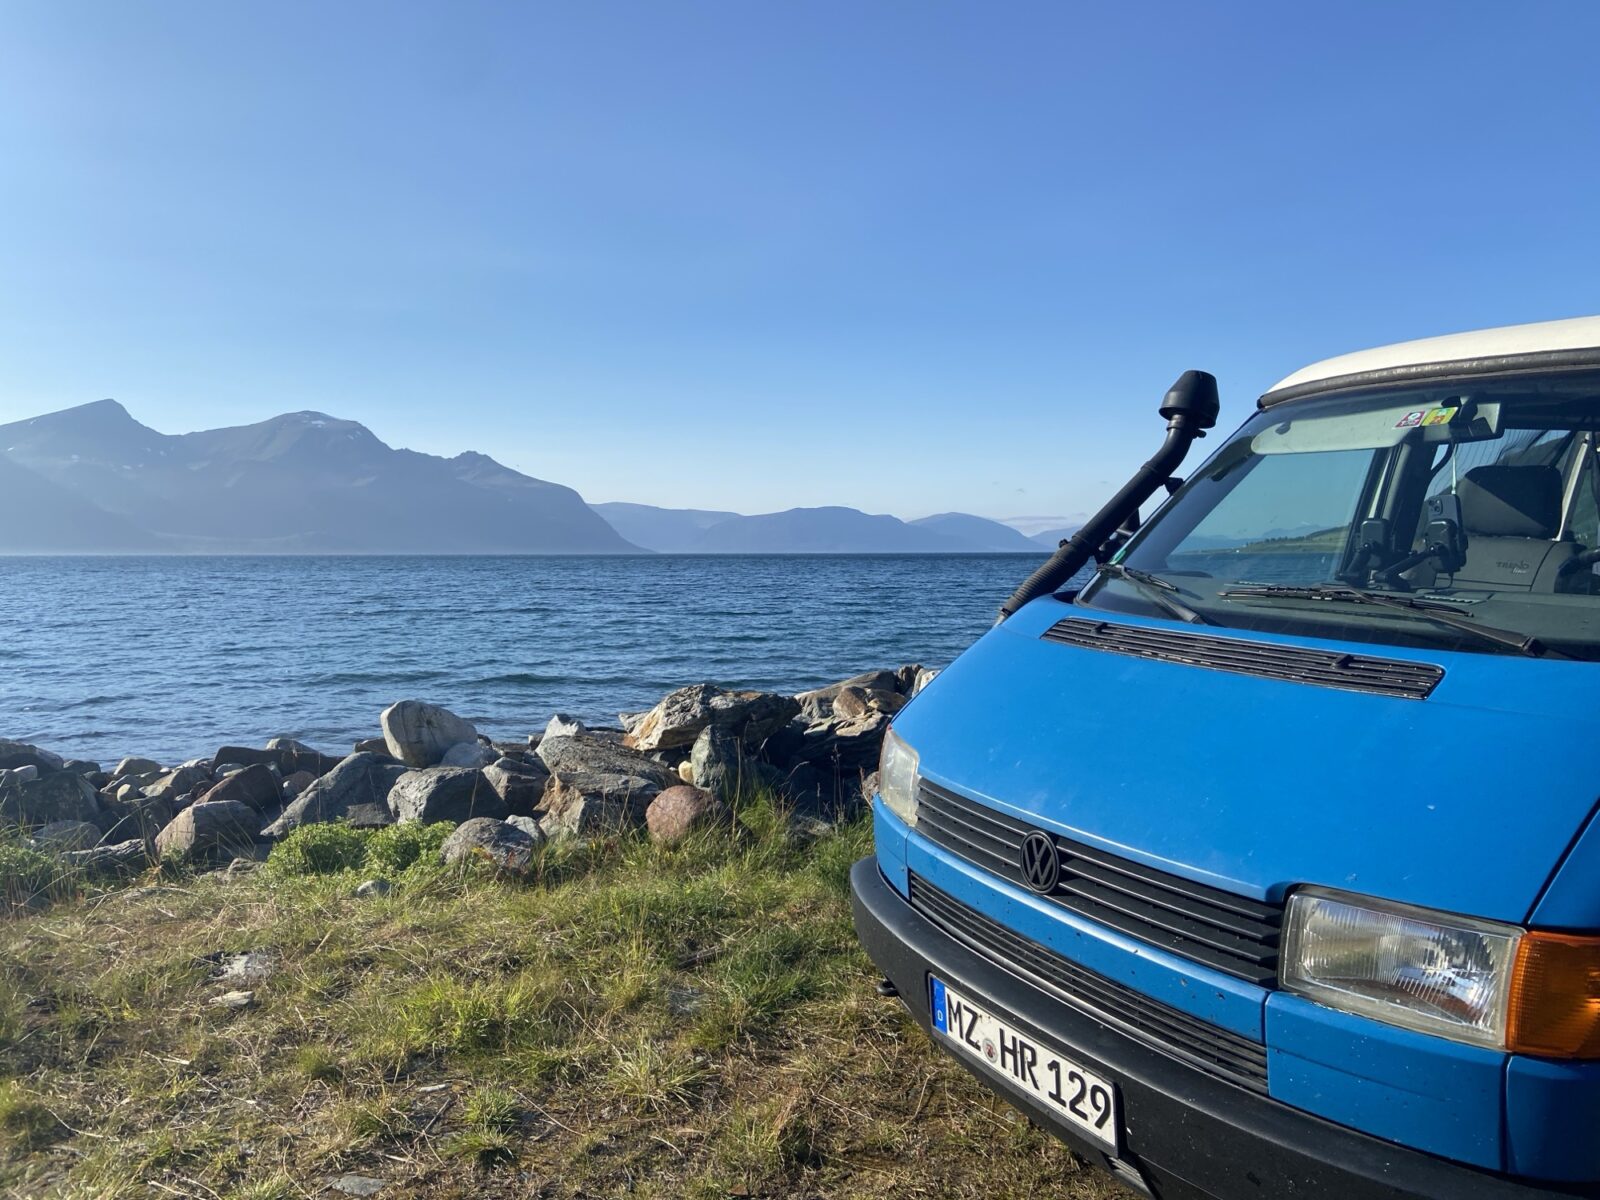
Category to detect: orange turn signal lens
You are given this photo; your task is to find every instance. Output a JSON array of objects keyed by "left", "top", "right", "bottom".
[{"left": 1507, "top": 932, "right": 1600, "bottom": 1059}]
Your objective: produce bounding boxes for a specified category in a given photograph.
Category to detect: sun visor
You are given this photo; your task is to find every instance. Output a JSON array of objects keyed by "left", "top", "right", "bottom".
[{"left": 1252, "top": 399, "right": 1503, "bottom": 455}]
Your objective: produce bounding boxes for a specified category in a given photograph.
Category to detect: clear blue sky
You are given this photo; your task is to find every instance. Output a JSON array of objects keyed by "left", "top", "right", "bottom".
[{"left": 3, "top": 2, "right": 1599, "bottom": 526}]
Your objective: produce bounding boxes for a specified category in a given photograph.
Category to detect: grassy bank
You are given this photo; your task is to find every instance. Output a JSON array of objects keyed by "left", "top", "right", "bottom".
[{"left": 0, "top": 796, "right": 1124, "bottom": 1199}]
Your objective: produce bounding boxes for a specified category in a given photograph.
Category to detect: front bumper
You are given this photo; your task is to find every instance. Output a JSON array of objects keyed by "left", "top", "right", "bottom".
[{"left": 850, "top": 857, "right": 1593, "bottom": 1200}]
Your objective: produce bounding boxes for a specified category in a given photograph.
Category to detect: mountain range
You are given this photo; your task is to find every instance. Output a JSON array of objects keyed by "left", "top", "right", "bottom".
[{"left": 0, "top": 400, "right": 1068, "bottom": 554}]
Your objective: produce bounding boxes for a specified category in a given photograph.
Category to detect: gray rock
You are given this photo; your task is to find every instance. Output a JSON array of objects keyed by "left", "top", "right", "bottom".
[
  {"left": 624, "top": 684, "right": 801, "bottom": 752},
  {"left": 0, "top": 739, "right": 64, "bottom": 773},
  {"left": 789, "top": 711, "right": 892, "bottom": 772},
  {"left": 114, "top": 756, "right": 162, "bottom": 778},
  {"left": 62, "top": 759, "right": 101, "bottom": 777},
  {"left": 535, "top": 733, "right": 679, "bottom": 790},
  {"left": 1, "top": 771, "right": 106, "bottom": 829},
  {"left": 379, "top": 700, "right": 478, "bottom": 768},
  {"left": 353, "top": 737, "right": 390, "bottom": 756},
  {"left": 646, "top": 785, "right": 729, "bottom": 844},
  {"left": 329, "top": 1176, "right": 388, "bottom": 1198},
  {"left": 155, "top": 799, "right": 260, "bottom": 863},
  {"left": 439, "top": 740, "right": 498, "bottom": 769},
  {"left": 482, "top": 757, "right": 550, "bottom": 816},
  {"left": 3, "top": 764, "right": 39, "bottom": 784},
  {"left": 618, "top": 711, "right": 647, "bottom": 733},
  {"left": 538, "top": 773, "right": 658, "bottom": 840},
  {"left": 354, "top": 878, "right": 392, "bottom": 899},
  {"left": 61, "top": 838, "right": 148, "bottom": 873},
  {"left": 795, "top": 669, "right": 900, "bottom": 722},
  {"left": 505, "top": 814, "right": 544, "bottom": 840},
  {"left": 213, "top": 951, "right": 276, "bottom": 985},
  {"left": 99, "top": 794, "right": 175, "bottom": 846},
  {"left": 281, "top": 770, "right": 317, "bottom": 799},
  {"left": 689, "top": 725, "right": 744, "bottom": 795},
  {"left": 387, "top": 767, "right": 507, "bottom": 824},
  {"left": 344, "top": 802, "right": 394, "bottom": 829},
  {"left": 266, "top": 736, "right": 316, "bottom": 753},
  {"left": 263, "top": 753, "right": 406, "bottom": 838},
  {"left": 544, "top": 713, "right": 587, "bottom": 740},
  {"left": 143, "top": 765, "right": 212, "bottom": 803},
  {"left": 32, "top": 820, "right": 103, "bottom": 850},
  {"left": 209, "top": 989, "right": 255, "bottom": 1009},
  {"left": 440, "top": 817, "right": 540, "bottom": 873},
  {"left": 203, "top": 763, "right": 280, "bottom": 812}
]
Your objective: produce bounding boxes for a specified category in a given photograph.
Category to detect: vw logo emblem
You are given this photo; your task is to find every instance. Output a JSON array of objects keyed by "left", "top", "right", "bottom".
[{"left": 1019, "top": 831, "right": 1060, "bottom": 894}]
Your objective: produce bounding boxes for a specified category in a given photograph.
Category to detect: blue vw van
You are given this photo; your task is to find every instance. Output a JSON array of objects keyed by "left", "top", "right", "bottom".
[{"left": 853, "top": 317, "right": 1600, "bottom": 1198}]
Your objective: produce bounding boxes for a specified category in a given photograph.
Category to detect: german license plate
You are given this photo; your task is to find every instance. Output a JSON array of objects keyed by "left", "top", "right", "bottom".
[{"left": 931, "top": 975, "right": 1118, "bottom": 1150}]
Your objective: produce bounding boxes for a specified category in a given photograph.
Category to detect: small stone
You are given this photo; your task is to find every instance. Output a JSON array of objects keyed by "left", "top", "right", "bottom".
[
  {"left": 354, "top": 878, "right": 392, "bottom": 899},
  {"left": 353, "top": 737, "right": 390, "bottom": 756},
  {"left": 677, "top": 760, "right": 695, "bottom": 784},
  {"left": 329, "top": 1176, "right": 388, "bottom": 1198},
  {"left": 208, "top": 990, "right": 255, "bottom": 1010},
  {"left": 213, "top": 951, "right": 276, "bottom": 985},
  {"left": 62, "top": 759, "right": 101, "bottom": 777},
  {"left": 114, "top": 756, "right": 162, "bottom": 778},
  {"left": 281, "top": 770, "right": 317, "bottom": 799},
  {"left": 266, "top": 736, "right": 316, "bottom": 753},
  {"left": 505, "top": 814, "right": 543, "bottom": 839}
]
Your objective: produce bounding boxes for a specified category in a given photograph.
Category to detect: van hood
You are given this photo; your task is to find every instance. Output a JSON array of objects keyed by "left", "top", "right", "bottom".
[{"left": 895, "top": 597, "right": 1600, "bottom": 925}]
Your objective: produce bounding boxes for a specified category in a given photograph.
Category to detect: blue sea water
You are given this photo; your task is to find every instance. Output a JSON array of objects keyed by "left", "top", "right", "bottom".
[{"left": 0, "top": 554, "right": 1051, "bottom": 766}]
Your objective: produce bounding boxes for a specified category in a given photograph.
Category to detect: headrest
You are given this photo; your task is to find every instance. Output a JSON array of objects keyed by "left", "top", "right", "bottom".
[{"left": 1456, "top": 465, "right": 1562, "bottom": 539}]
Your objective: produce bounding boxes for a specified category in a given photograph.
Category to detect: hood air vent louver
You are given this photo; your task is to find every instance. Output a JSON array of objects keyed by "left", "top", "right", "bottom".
[{"left": 1042, "top": 617, "right": 1444, "bottom": 700}]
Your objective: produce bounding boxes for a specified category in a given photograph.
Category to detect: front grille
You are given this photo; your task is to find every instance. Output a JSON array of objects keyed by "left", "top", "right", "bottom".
[
  {"left": 1042, "top": 616, "right": 1444, "bottom": 700},
  {"left": 917, "top": 781, "right": 1284, "bottom": 985},
  {"left": 909, "top": 873, "right": 1270, "bottom": 1095}
]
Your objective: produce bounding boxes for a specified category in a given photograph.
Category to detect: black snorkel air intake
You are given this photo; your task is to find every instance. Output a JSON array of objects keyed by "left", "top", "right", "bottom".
[{"left": 998, "top": 370, "right": 1221, "bottom": 621}]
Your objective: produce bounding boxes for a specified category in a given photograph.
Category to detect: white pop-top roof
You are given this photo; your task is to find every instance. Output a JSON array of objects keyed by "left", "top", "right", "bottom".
[{"left": 1265, "top": 315, "right": 1600, "bottom": 399}]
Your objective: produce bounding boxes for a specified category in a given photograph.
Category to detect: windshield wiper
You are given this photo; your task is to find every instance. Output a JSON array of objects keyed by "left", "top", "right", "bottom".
[
  {"left": 1098, "top": 563, "right": 1212, "bottom": 625},
  {"left": 1217, "top": 584, "right": 1569, "bottom": 659}
]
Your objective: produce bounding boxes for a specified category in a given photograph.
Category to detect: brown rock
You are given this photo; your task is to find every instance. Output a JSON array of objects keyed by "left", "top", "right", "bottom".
[
  {"left": 203, "top": 763, "right": 280, "bottom": 812},
  {"left": 154, "top": 799, "right": 260, "bottom": 863},
  {"left": 832, "top": 686, "right": 907, "bottom": 720},
  {"left": 645, "top": 786, "right": 729, "bottom": 844}
]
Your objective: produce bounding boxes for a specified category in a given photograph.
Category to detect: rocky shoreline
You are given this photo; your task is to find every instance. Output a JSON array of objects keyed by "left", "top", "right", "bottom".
[{"left": 0, "top": 665, "right": 934, "bottom": 890}]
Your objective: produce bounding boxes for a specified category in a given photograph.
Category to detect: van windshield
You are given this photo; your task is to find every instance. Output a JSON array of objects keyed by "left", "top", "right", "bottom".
[{"left": 1079, "top": 370, "right": 1600, "bottom": 660}]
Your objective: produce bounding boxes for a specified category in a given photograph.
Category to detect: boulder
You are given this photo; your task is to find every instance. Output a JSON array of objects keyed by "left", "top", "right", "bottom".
[
  {"left": 211, "top": 744, "right": 342, "bottom": 777},
  {"left": 203, "top": 763, "right": 280, "bottom": 812},
  {"left": 689, "top": 725, "right": 745, "bottom": 795},
  {"left": 440, "top": 741, "right": 498, "bottom": 769},
  {"left": 910, "top": 667, "right": 940, "bottom": 696},
  {"left": 143, "top": 765, "right": 212, "bottom": 803},
  {"left": 788, "top": 711, "right": 892, "bottom": 772},
  {"left": 380, "top": 700, "right": 478, "bottom": 768},
  {"left": 61, "top": 838, "right": 148, "bottom": 873},
  {"left": 795, "top": 670, "right": 899, "bottom": 723},
  {"left": 624, "top": 685, "right": 801, "bottom": 753},
  {"left": 535, "top": 733, "right": 678, "bottom": 790},
  {"left": 440, "top": 817, "right": 541, "bottom": 873},
  {"left": 62, "top": 759, "right": 101, "bottom": 777},
  {"left": 832, "top": 686, "right": 906, "bottom": 720},
  {"left": 32, "top": 820, "right": 103, "bottom": 850},
  {"left": 544, "top": 713, "right": 587, "bottom": 740},
  {"left": 0, "top": 739, "right": 64, "bottom": 773},
  {"left": 266, "top": 736, "right": 316, "bottom": 753},
  {"left": 2, "top": 765, "right": 39, "bottom": 785},
  {"left": 344, "top": 802, "right": 394, "bottom": 829},
  {"left": 281, "top": 770, "right": 317, "bottom": 799},
  {"left": 482, "top": 757, "right": 550, "bottom": 816},
  {"left": 114, "top": 756, "right": 162, "bottom": 778},
  {"left": 538, "top": 773, "right": 659, "bottom": 841},
  {"left": 353, "top": 737, "right": 390, "bottom": 756},
  {"left": 387, "top": 767, "right": 506, "bottom": 824},
  {"left": 155, "top": 799, "right": 260, "bottom": 863},
  {"left": 1, "top": 771, "right": 106, "bottom": 828},
  {"left": 645, "top": 786, "right": 729, "bottom": 844},
  {"left": 99, "top": 794, "right": 176, "bottom": 846},
  {"left": 263, "top": 753, "right": 407, "bottom": 838}
]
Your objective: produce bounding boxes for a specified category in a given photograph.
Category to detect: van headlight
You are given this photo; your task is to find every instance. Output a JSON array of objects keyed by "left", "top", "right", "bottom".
[
  {"left": 1281, "top": 887, "right": 1520, "bottom": 1048},
  {"left": 877, "top": 729, "right": 920, "bottom": 828}
]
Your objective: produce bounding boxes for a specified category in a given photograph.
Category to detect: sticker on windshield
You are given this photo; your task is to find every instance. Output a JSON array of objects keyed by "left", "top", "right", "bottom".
[
  {"left": 1395, "top": 407, "right": 1458, "bottom": 429},
  {"left": 1395, "top": 410, "right": 1425, "bottom": 428}
]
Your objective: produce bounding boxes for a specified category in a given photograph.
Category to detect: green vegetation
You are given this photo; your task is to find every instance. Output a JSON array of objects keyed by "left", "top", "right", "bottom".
[{"left": 0, "top": 790, "right": 1121, "bottom": 1199}]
